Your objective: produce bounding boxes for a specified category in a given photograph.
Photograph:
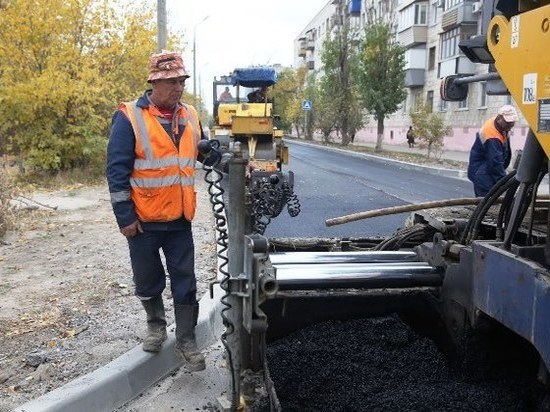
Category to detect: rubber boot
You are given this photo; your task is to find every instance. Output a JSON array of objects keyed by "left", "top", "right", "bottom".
[
  {"left": 174, "top": 303, "right": 206, "bottom": 371},
  {"left": 141, "top": 295, "right": 167, "bottom": 352}
]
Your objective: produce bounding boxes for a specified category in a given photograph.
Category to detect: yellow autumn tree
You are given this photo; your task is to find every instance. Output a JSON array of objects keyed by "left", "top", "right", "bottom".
[{"left": 0, "top": 0, "right": 180, "bottom": 173}]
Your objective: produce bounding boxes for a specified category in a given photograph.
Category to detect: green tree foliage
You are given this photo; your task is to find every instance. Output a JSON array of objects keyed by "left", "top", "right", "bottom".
[
  {"left": 302, "top": 72, "right": 320, "bottom": 140},
  {"left": 409, "top": 100, "right": 451, "bottom": 159},
  {"left": 0, "top": 0, "right": 161, "bottom": 173},
  {"left": 357, "top": 22, "right": 406, "bottom": 151},
  {"left": 312, "top": 75, "right": 337, "bottom": 142},
  {"left": 318, "top": 19, "right": 362, "bottom": 146},
  {"left": 272, "top": 67, "right": 308, "bottom": 136}
]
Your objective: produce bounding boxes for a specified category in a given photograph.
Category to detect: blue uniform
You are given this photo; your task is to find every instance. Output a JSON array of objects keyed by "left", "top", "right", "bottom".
[{"left": 467, "top": 117, "right": 511, "bottom": 197}]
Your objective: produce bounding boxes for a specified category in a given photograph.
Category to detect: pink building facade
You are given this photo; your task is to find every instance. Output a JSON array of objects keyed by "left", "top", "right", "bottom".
[{"left": 353, "top": 124, "right": 529, "bottom": 154}]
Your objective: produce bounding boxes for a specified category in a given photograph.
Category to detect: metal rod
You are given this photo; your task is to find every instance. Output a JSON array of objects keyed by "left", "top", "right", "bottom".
[
  {"left": 269, "top": 250, "right": 418, "bottom": 265},
  {"left": 274, "top": 263, "right": 442, "bottom": 290},
  {"left": 454, "top": 72, "right": 501, "bottom": 85}
]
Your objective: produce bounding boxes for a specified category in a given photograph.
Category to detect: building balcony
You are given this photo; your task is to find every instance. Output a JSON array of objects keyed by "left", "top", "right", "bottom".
[
  {"left": 404, "top": 68, "right": 425, "bottom": 87},
  {"left": 306, "top": 40, "right": 315, "bottom": 51},
  {"left": 397, "top": 25, "right": 428, "bottom": 48},
  {"left": 441, "top": 2, "right": 478, "bottom": 30},
  {"left": 438, "top": 55, "right": 476, "bottom": 78},
  {"left": 298, "top": 40, "right": 307, "bottom": 57}
]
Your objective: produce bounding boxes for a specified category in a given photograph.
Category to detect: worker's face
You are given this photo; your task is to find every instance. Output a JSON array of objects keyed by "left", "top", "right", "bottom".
[
  {"left": 150, "top": 77, "right": 187, "bottom": 109},
  {"left": 496, "top": 115, "right": 515, "bottom": 132}
]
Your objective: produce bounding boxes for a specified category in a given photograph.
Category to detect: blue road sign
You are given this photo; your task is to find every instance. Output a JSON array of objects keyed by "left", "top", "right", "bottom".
[{"left": 302, "top": 100, "right": 312, "bottom": 111}]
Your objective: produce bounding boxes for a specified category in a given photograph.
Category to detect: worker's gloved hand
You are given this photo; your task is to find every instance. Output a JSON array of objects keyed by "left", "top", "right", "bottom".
[
  {"left": 120, "top": 220, "right": 143, "bottom": 238},
  {"left": 216, "top": 152, "right": 233, "bottom": 173}
]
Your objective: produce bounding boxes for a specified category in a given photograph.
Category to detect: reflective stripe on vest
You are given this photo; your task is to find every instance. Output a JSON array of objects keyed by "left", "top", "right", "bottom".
[{"left": 123, "top": 100, "right": 200, "bottom": 222}]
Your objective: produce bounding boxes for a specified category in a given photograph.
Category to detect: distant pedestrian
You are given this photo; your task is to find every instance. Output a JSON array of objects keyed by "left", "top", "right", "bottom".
[
  {"left": 406, "top": 126, "right": 415, "bottom": 148},
  {"left": 467, "top": 105, "right": 518, "bottom": 197}
]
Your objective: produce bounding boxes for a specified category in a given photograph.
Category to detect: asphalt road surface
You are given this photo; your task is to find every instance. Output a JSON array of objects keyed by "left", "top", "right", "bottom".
[{"left": 265, "top": 141, "right": 473, "bottom": 238}]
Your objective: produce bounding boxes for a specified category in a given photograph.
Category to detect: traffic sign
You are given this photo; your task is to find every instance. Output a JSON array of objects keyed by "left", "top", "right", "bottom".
[{"left": 302, "top": 100, "right": 312, "bottom": 111}]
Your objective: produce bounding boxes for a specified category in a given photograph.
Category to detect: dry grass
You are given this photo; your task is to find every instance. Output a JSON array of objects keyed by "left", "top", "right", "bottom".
[
  {"left": 0, "top": 169, "right": 19, "bottom": 240},
  {"left": 0, "top": 159, "right": 105, "bottom": 241}
]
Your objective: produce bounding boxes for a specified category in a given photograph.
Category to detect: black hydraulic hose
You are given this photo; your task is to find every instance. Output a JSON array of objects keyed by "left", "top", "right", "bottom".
[
  {"left": 501, "top": 170, "right": 546, "bottom": 242},
  {"left": 375, "top": 224, "right": 434, "bottom": 251},
  {"left": 460, "top": 170, "right": 517, "bottom": 244},
  {"left": 465, "top": 175, "right": 519, "bottom": 245},
  {"left": 495, "top": 178, "right": 522, "bottom": 240},
  {"left": 503, "top": 181, "right": 537, "bottom": 249},
  {"left": 394, "top": 225, "right": 437, "bottom": 250},
  {"left": 460, "top": 170, "right": 517, "bottom": 243},
  {"left": 525, "top": 170, "right": 546, "bottom": 245}
]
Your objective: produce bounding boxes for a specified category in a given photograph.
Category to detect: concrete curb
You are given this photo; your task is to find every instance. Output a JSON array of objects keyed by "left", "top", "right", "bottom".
[
  {"left": 287, "top": 139, "right": 468, "bottom": 180},
  {"left": 15, "top": 286, "right": 226, "bottom": 412}
]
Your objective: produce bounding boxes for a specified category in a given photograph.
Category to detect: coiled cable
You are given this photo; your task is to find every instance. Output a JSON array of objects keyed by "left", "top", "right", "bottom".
[{"left": 200, "top": 142, "right": 238, "bottom": 409}]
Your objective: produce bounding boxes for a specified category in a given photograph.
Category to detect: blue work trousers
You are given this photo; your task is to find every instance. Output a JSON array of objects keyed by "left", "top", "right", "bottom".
[{"left": 127, "top": 228, "right": 197, "bottom": 305}]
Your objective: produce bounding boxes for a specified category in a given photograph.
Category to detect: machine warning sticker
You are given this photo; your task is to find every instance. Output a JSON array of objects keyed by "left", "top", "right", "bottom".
[
  {"left": 523, "top": 73, "right": 537, "bottom": 104},
  {"left": 538, "top": 99, "right": 550, "bottom": 133},
  {"left": 511, "top": 15, "right": 520, "bottom": 48}
]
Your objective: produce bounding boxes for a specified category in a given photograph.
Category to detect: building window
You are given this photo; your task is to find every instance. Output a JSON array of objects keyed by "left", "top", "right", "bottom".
[
  {"left": 399, "top": 2, "right": 428, "bottom": 30},
  {"left": 458, "top": 96, "right": 468, "bottom": 109},
  {"left": 440, "top": 27, "right": 477, "bottom": 60},
  {"left": 427, "top": 90, "right": 434, "bottom": 112},
  {"left": 439, "top": 99, "right": 448, "bottom": 112},
  {"left": 431, "top": 2, "right": 438, "bottom": 25},
  {"left": 447, "top": 0, "right": 461, "bottom": 9},
  {"left": 440, "top": 28, "right": 459, "bottom": 59},
  {"left": 428, "top": 47, "right": 436, "bottom": 70},
  {"left": 479, "top": 82, "right": 487, "bottom": 107}
]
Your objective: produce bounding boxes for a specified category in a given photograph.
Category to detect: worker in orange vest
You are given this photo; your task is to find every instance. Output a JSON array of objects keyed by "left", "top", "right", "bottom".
[
  {"left": 106, "top": 50, "right": 211, "bottom": 371},
  {"left": 467, "top": 105, "right": 518, "bottom": 196}
]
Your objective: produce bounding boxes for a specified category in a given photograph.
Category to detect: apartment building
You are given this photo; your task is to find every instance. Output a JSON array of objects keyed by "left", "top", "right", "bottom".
[{"left": 294, "top": 0, "right": 528, "bottom": 153}]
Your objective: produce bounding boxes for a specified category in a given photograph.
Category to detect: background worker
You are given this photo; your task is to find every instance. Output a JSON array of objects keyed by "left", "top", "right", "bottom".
[
  {"left": 219, "top": 86, "right": 232, "bottom": 101},
  {"left": 106, "top": 50, "right": 212, "bottom": 371},
  {"left": 247, "top": 85, "right": 268, "bottom": 103},
  {"left": 467, "top": 104, "right": 519, "bottom": 197}
]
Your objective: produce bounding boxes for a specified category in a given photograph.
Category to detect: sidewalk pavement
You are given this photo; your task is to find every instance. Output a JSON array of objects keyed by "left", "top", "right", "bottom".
[
  {"left": 350, "top": 140, "right": 471, "bottom": 164},
  {"left": 14, "top": 142, "right": 474, "bottom": 412}
]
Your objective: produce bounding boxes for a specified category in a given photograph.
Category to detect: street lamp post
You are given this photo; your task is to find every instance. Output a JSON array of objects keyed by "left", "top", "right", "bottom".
[
  {"left": 198, "top": 62, "right": 210, "bottom": 121},
  {"left": 156, "top": 0, "right": 167, "bottom": 51},
  {"left": 193, "top": 15, "right": 210, "bottom": 106}
]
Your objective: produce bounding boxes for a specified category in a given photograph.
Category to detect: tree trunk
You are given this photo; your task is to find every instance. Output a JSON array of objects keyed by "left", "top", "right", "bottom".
[
  {"left": 375, "top": 116, "right": 384, "bottom": 152},
  {"left": 294, "top": 124, "right": 301, "bottom": 139},
  {"left": 341, "top": 115, "right": 351, "bottom": 146}
]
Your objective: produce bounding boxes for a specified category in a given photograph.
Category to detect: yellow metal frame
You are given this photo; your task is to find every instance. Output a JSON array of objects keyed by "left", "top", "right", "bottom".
[{"left": 487, "top": 5, "right": 550, "bottom": 155}]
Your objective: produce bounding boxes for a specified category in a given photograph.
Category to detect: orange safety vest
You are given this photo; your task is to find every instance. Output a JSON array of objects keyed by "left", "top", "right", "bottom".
[
  {"left": 121, "top": 100, "right": 201, "bottom": 222},
  {"left": 479, "top": 117, "right": 506, "bottom": 144}
]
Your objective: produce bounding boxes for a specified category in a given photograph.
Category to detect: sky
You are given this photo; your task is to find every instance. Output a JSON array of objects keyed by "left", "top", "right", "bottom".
[{"left": 167, "top": 0, "right": 327, "bottom": 111}]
